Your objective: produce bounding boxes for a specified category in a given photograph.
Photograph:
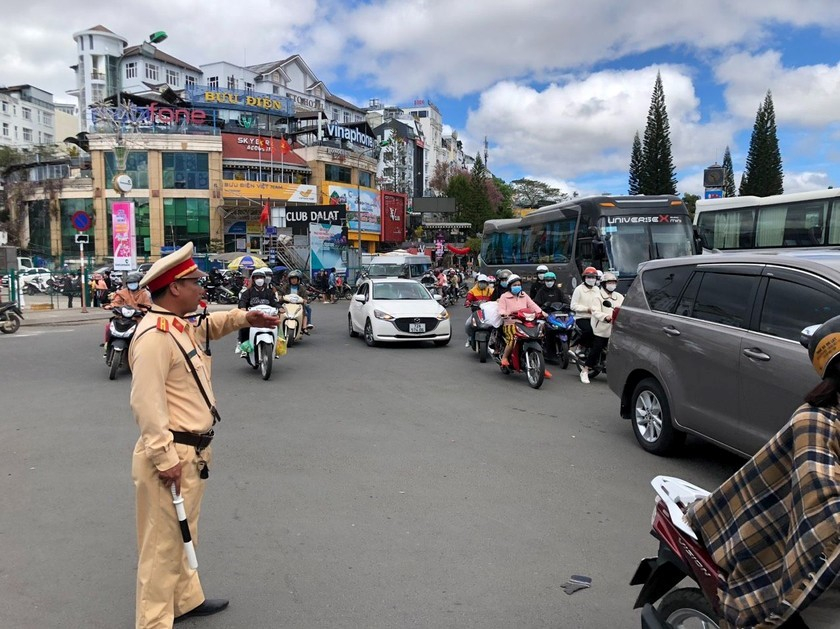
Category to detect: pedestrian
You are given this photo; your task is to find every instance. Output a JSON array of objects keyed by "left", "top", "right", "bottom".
[
  {"left": 91, "top": 273, "right": 108, "bottom": 307},
  {"left": 63, "top": 271, "right": 80, "bottom": 308},
  {"left": 128, "top": 242, "right": 279, "bottom": 628},
  {"left": 328, "top": 268, "right": 337, "bottom": 304}
]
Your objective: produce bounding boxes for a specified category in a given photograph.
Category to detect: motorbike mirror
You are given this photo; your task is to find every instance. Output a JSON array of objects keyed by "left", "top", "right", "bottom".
[{"left": 800, "top": 324, "right": 820, "bottom": 349}]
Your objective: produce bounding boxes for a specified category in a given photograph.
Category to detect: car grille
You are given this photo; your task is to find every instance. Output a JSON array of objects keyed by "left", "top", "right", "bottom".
[{"left": 393, "top": 317, "right": 440, "bottom": 333}]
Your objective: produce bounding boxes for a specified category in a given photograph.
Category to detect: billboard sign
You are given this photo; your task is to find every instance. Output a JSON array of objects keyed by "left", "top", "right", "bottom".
[
  {"left": 324, "top": 184, "right": 380, "bottom": 234},
  {"left": 111, "top": 201, "right": 136, "bottom": 271},
  {"left": 381, "top": 192, "right": 407, "bottom": 243}
]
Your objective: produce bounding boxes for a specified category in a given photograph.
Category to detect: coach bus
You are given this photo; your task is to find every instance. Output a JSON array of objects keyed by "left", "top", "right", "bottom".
[
  {"left": 695, "top": 188, "right": 840, "bottom": 252},
  {"left": 480, "top": 195, "right": 698, "bottom": 294}
]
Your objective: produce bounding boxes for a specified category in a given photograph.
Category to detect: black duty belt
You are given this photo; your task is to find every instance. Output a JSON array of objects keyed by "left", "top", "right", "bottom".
[{"left": 170, "top": 430, "right": 214, "bottom": 449}]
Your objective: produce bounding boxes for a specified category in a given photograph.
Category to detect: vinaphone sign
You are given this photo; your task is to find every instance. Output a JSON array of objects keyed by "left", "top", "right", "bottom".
[{"left": 323, "top": 123, "right": 375, "bottom": 149}]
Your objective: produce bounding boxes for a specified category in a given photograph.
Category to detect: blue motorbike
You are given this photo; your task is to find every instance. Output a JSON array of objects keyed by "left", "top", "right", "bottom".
[{"left": 544, "top": 301, "right": 574, "bottom": 369}]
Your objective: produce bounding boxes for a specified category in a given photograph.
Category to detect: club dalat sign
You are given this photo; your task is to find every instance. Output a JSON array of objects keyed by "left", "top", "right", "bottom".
[
  {"left": 323, "top": 124, "right": 375, "bottom": 149},
  {"left": 280, "top": 204, "right": 346, "bottom": 228}
]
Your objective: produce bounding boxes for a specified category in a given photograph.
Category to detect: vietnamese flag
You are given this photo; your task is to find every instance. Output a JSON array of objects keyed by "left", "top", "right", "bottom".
[
  {"left": 278, "top": 137, "right": 291, "bottom": 155},
  {"left": 259, "top": 201, "right": 270, "bottom": 226}
]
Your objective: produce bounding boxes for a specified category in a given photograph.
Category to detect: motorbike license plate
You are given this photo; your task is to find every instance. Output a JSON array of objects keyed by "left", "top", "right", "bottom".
[{"left": 409, "top": 323, "right": 426, "bottom": 333}]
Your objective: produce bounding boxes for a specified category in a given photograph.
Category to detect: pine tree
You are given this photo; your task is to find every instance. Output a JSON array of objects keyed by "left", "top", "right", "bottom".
[
  {"left": 739, "top": 91, "right": 784, "bottom": 197},
  {"left": 722, "top": 146, "right": 736, "bottom": 197},
  {"left": 640, "top": 72, "right": 678, "bottom": 195},
  {"left": 628, "top": 131, "right": 643, "bottom": 195}
]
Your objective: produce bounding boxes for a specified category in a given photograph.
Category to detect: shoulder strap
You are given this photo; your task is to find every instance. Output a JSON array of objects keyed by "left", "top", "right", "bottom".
[{"left": 166, "top": 330, "right": 222, "bottom": 425}]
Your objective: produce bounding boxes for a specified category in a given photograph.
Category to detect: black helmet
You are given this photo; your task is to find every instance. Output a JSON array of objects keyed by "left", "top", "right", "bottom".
[
  {"left": 288, "top": 270, "right": 303, "bottom": 281},
  {"left": 806, "top": 315, "right": 840, "bottom": 378},
  {"left": 126, "top": 272, "right": 142, "bottom": 285}
]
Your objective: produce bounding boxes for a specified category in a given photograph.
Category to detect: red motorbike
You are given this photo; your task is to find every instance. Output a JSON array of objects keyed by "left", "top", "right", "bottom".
[{"left": 492, "top": 309, "right": 546, "bottom": 389}]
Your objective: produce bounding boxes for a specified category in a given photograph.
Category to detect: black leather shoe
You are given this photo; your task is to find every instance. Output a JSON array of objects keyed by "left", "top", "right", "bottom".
[{"left": 174, "top": 599, "right": 229, "bottom": 623}]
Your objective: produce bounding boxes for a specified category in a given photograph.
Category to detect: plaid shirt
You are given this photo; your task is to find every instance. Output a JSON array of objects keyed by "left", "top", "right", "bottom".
[{"left": 685, "top": 404, "right": 840, "bottom": 628}]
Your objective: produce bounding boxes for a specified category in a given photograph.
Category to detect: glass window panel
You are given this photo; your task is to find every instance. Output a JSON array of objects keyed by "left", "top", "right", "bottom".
[
  {"left": 104, "top": 152, "right": 149, "bottom": 188},
  {"left": 759, "top": 278, "right": 840, "bottom": 341},
  {"left": 691, "top": 273, "right": 759, "bottom": 328}
]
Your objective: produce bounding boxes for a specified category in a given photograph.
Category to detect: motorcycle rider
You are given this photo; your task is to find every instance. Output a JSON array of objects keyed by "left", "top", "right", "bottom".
[
  {"left": 102, "top": 271, "right": 151, "bottom": 354},
  {"left": 533, "top": 272, "right": 568, "bottom": 362},
  {"left": 529, "top": 264, "right": 550, "bottom": 299},
  {"left": 579, "top": 272, "right": 623, "bottom": 384},
  {"left": 490, "top": 268, "right": 512, "bottom": 301},
  {"left": 236, "top": 268, "right": 281, "bottom": 355},
  {"left": 278, "top": 270, "right": 313, "bottom": 333},
  {"left": 464, "top": 274, "right": 493, "bottom": 348},
  {"left": 496, "top": 274, "right": 551, "bottom": 378},
  {"left": 569, "top": 266, "right": 601, "bottom": 359},
  {"left": 684, "top": 315, "right": 840, "bottom": 629}
]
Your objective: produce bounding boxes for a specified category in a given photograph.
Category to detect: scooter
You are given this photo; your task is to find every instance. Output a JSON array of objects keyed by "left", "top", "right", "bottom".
[
  {"left": 544, "top": 302, "right": 574, "bottom": 369},
  {"left": 241, "top": 304, "right": 279, "bottom": 380},
  {"left": 281, "top": 293, "right": 306, "bottom": 347},
  {"left": 492, "top": 309, "right": 547, "bottom": 389},
  {"left": 567, "top": 310, "right": 610, "bottom": 379},
  {"left": 631, "top": 476, "right": 723, "bottom": 628},
  {"left": 105, "top": 305, "right": 144, "bottom": 380},
  {"left": 464, "top": 302, "right": 494, "bottom": 363},
  {"left": 0, "top": 301, "right": 24, "bottom": 334}
]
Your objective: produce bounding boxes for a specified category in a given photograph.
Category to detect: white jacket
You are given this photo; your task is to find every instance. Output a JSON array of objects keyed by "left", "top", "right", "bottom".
[
  {"left": 592, "top": 288, "right": 625, "bottom": 338},
  {"left": 570, "top": 283, "right": 602, "bottom": 320}
]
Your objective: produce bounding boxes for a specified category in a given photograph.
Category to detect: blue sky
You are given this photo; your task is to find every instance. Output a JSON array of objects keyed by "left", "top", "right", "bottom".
[{"left": 4, "top": 0, "right": 839, "bottom": 197}]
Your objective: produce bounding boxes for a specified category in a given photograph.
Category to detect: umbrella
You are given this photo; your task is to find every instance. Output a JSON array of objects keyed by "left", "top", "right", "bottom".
[
  {"left": 272, "top": 265, "right": 288, "bottom": 273},
  {"left": 227, "top": 255, "right": 268, "bottom": 270}
]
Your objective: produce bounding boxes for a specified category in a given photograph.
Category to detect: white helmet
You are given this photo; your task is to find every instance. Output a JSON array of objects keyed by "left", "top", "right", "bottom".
[
  {"left": 507, "top": 273, "right": 522, "bottom": 285},
  {"left": 536, "top": 264, "right": 548, "bottom": 274},
  {"left": 476, "top": 274, "right": 489, "bottom": 283}
]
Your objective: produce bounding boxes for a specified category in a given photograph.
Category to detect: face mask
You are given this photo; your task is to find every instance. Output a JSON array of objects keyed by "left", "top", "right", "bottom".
[
  {"left": 545, "top": 281, "right": 555, "bottom": 288},
  {"left": 500, "top": 281, "right": 509, "bottom": 288},
  {"left": 254, "top": 278, "right": 265, "bottom": 287},
  {"left": 585, "top": 278, "right": 597, "bottom": 287},
  {"left": 605, "top": 283, "right": 617, "bottom": 292},
  {"left": 127, "top": 283, "right": 139, "bottom": 291},
  {"left": 511, "top": 285, "right": 523, "bottom": 295},
  {"left": 478, "top": 282, "right": 488, "bottom": 290},
  {"left": 537, "top": 273, "right": 545, "bottom": 280}
]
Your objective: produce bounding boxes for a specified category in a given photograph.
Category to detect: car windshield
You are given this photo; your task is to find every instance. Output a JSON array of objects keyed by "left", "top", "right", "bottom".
[
  {"left": 367, "top": 264, "right": 405, "bottom": 277},
  {"left": 601, "top": 216, "right": 694, "bottom": 277},
  {"left": 372, "top": 282, "right": 432, "bottom": 300}
]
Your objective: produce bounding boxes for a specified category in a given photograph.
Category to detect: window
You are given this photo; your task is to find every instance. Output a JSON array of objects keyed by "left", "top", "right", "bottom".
[
  {"left": 166, "top": 69, "right": 180, "bottom": 86},
  {"left": 759, "top": 278, "right": 840, "bottom": 341},
  {"left": 185, "top": 75, "right": 196, "bottom": 88},
  {"left": 42, "top": 113, "right": 53, "bottom": 127},
  {"left": 22, "top": 128, "right": 32, "bottom": 142},
  {"left": 105, "top": 151, "right": 149, "bottom": 189},
  {"left": 244, "top": 82, "right": 254, "bottom": 93},
  {"left": 343, "top": 111, "right": 351, "bottom": 123},
  {"left": 125, "top": 62, "right": 137, "bottom": 79},
  {"left": 642, "top": 266, "right": 695, "bottom": 313},
  {"left": 163, "top": 198, "right": 211, "bottom": 250},
  {"left": 1, "top": 101, "right": 7, "bottom": 114},
  {"left": 358, "top": 171, "right": 373, "bottom": 188},
  {"left": 22, "top": 107, "right": 31, "bottom": 121},
  {"left": 2, "top": 123, "right": 8, "bottom": 137},
  {"left": 227, "top": 76, "right": 236, "bottom": 89},
  {"left": 43, "top": 133, "right": 53, "bottom": 144},
  {"left": 88, "top": 35, "right": 93, "bottom": 49},
  {"left": 273, "top": 85, "right": 279, "bottom": 95},
  {"left": 91, "top": 84, "right": 105, "bottom": 103},
  {"left": 146, "top": 64, "right": 159, "bottom": 81},
  {"left": 162, "top": 152, "right": 209, "bottom": 189},
  {"left": 755, "top": 200, "right": 830, "bottom": 247},
  {"left": 324, "top": 164, "right": 351, "bottom": 183},
  {"left": 208, "top": 76, "right": 219, "bottom": 89},
  {"left": 697, "top": 209, "right": 755, "bottom": 250},
  {"left": 689, "top": 272, "right": 760, "bottom": 328},
  {"left": 418, "top": 110, "right": 428, "bottom": 118}
]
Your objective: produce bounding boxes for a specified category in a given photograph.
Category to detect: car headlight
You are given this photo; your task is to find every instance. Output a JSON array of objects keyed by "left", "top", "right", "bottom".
[
  {"left": 436, "top": 310, "right": 450, "bottom": 321},
  {"left": 373, "top": 309, "right": 395, "bottom": 321}
]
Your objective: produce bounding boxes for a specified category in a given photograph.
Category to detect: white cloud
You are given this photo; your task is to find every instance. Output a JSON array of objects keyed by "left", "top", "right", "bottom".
[
  {"left": 467, "top": 66, "right": 735, "bottom": 184},
  {"left": 715, "top": 51, "right": 840, "bottom": 127},
  {"left": 784, "top": 171, "right": 835, "bottom": 193}
]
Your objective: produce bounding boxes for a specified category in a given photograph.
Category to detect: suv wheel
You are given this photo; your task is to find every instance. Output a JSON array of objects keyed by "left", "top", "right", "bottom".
[{"left": 630, "top": 378, "right": 685, "bottom": 455}]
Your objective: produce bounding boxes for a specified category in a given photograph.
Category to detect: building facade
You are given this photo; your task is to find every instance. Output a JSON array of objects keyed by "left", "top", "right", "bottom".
[{"left": 0, "top": 85, "right": 57, "bottom": 149}]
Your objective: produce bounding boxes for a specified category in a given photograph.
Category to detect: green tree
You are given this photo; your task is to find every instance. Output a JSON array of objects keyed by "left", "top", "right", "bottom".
[
  {"left": 510, "top": 178, "right": 566, "bottom": 208},
  {"left": 640, "top": 72, "right": 678, "bottom": 195},
  {"left": 722, "top": 146, "right": 736, "bottom": 197},
  {"left": 739, "top": 91, "right": 784, "bottom": 197},
  {"left": 628, "top": 131, "right": 643, "bottom": 195},
  {"left": 682, "top": 192, "right": 700, "bottom": 220}
]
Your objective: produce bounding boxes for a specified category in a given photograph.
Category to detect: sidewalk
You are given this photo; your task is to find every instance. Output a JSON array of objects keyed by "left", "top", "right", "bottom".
[{"left": 18, "top": 294, "right": 236, "bottom": 326}]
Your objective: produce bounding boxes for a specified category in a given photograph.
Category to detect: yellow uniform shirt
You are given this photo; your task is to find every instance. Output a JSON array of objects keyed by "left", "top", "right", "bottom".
[{"left": 129, "top": 308, "right": 247, "bottom": 471}]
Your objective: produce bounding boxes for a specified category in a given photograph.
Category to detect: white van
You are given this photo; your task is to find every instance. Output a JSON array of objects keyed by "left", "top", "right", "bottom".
[{"left": 365, "top": 253, "right": 432, "bottom": 280}]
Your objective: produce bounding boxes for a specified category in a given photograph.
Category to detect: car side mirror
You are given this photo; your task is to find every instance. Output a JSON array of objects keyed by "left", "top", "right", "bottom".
[
  {"left": 800, "top": 324, "right": 820, "bottom": 349},
  {"left": 353, "top": 294, "right": 366, "bottom": 303},
  {"left": 433, "top": 294, "right": 442, "bottom": 301}
]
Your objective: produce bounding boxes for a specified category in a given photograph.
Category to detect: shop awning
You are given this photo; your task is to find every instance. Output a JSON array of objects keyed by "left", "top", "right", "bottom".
[{"left": 422, "top": 222, "right": 472, "bottom": 229}]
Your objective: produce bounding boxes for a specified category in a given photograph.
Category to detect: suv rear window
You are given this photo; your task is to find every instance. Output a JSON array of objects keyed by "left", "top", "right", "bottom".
[
  {"left": 642, "top": 266, "right": 694, "bottom": 313},
  {"left": 691, "top": 273, "right": 759, "bottom": 328}
]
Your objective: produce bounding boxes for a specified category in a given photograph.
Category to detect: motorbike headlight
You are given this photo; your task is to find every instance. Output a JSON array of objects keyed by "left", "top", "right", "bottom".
[
  {"left": 121, "top": 307, "right": 136, "bottom": 318},
  {"left": 374, "top": 309, "right": 395, "bottom": 321},
  {"left": 436, "top": 310, "right": 450, "bottom": 321}
]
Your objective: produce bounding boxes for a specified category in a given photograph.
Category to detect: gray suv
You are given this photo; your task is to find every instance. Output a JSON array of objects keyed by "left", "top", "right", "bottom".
[{"left": 608, "top": 251, "right": 840, "bottom": 457}]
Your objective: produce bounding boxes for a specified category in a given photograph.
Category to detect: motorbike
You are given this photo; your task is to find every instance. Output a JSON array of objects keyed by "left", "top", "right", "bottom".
[
  {"left": 281, "top": 293, "right": 306, "bottom": 347},
  {"left": 544, "top": 302, "right": 574, "bottom": 369},
  {"left": 631, "top": 476, "right": 723, "bottom": 628},
  {"left": 105, "top": 305, "right": 144, "bottom": 380},
  {"left": 241, "top": 304, "right": 280, "bottom": 380},
  {"left": 0, "top": 301, "right": 24, "bottom": 334},
  {"left": 567, "top": 302, "right": 612, "bottom": 379},
  {"left": 335, "top": 278, "right": 353, "bottom": 300},
  {"left": 200, "top": 276, "right": 237, "bottom": 304},
  {"left": 464, "top": 302, "right": 494, "bottom": 363},
  {"left": 492, "top": 309, "right": 547, "bottom": 389}
]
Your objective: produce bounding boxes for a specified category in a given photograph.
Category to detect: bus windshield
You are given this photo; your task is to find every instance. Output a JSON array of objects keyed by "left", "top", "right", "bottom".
[
  {"left": 602, "top": 216, "right": 694, "bottom": 277},
  {"left": 366, "top": 264, "right": 405, "bottom": 277}
]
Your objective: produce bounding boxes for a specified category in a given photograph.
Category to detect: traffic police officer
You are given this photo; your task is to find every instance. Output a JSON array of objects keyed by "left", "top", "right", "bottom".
[{"left": 129, "top": 242, "right": 278, "bottom": 628}]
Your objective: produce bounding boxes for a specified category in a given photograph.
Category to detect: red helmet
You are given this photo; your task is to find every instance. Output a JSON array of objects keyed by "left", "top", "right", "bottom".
[{"left": 582, "top": 266, "right": 598, "bottom": 277}]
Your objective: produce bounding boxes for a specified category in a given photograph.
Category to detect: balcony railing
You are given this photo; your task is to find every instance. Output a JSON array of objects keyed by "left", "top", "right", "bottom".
[{"left": 91, "top": 70, "right": 106, "bottom": 81}]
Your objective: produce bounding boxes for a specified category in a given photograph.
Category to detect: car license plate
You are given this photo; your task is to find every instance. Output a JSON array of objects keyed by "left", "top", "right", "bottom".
[{"left": 409, "top": 323, "right": 426, "bottom": 333}]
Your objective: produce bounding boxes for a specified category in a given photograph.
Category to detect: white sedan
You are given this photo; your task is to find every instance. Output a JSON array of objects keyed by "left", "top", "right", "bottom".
[{"left": 348, "top": 278, "right": 452, "bottom": 346}]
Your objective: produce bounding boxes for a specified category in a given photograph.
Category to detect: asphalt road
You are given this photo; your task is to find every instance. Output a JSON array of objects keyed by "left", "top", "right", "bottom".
[{"left": 0, "top": 302, "right": 745, "bottom": 628}]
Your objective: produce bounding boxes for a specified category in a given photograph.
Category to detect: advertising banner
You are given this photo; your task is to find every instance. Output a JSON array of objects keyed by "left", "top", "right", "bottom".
[
  {"left": 309, "top": 223, "right": 345, "bottom": 273},
  {"left": 221, "top": 134, "right": 309, "bottom": 167},
  {"left": 325, "top": 184, "right": 381, "bottom": 234},
  {"left": 222, "top": 180, "right": 317, "bottom": 203},
  {"left": 380, "top": 192, "right": 407, "bottom": 243},
  {"left": 185, "top": 85, "right": 295, "bottom": 116},
  {"left": 111, "top": 201, "right": 136, "bottom": 271}
]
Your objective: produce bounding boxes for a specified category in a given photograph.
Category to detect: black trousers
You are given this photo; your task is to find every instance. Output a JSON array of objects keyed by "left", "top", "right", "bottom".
[
  {"left": 585, "top": 335, "right": 609, "bottom": 369},
  {"left": 576, "top": 318, "right": 593, "bottom": 349}
]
